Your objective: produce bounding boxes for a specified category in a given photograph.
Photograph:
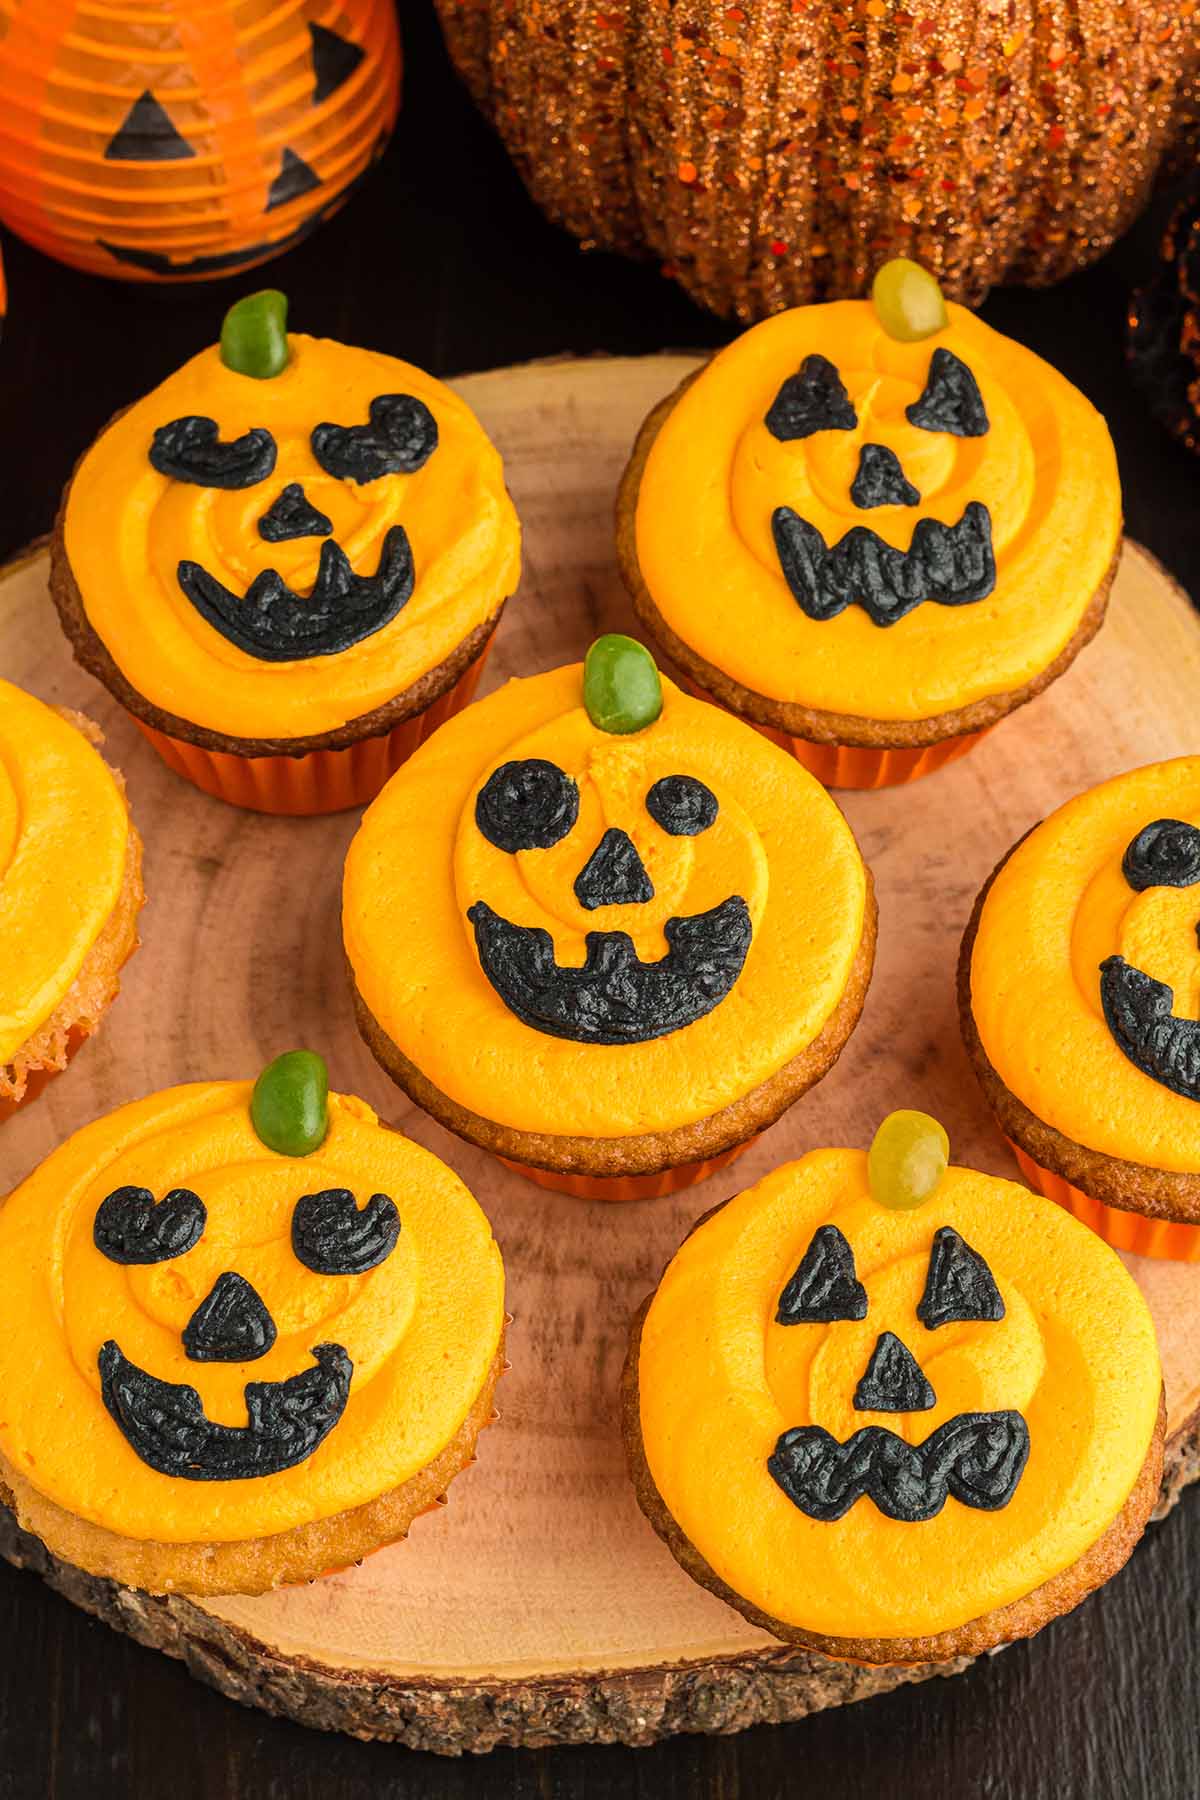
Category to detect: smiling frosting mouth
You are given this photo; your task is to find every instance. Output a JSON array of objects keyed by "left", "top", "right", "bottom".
[
  {"left": 1100, "top": 955, "right": 1200, "bottom": 1102},
  {"left": 466, "top": 895, "right": 753, "bottom": 1045},
  {"left": 176, "top": 524, "right": 414, "bottom": 662},
  {"left": 772, "top": 500, "right": 996, "bottom": 628},
  {"left": 98, "top": 1339, "right": 353, "bottom": 1481},
  {"left": 768, "top": 1410, "right": 1031, "bottom": 1522}
]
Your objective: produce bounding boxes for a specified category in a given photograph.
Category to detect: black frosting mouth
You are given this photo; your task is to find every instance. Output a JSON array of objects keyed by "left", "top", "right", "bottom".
[
  {"left": 466, "top": 895, "right": 752, "bottom": 1045},
  {"left": 1100, "top": 955, "right": 1200, "bottom": 1101},
  {"left": 98, "top": 1339, "right": 353, "bottom": 1482},
  {"left": 772, "top": 499, "right": 995, "bottom": 627},
  {"left": 768, "top": 1410, "right": 1030, "bottom": 1522},
  {"left": 176, "top": 524, "right": 414, "bottom": 662}
]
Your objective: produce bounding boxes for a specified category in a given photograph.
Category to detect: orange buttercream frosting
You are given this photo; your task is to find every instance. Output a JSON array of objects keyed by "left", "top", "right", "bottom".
[
  {"left": 0, "top": 678, "right": 131, "bottom": 1069},
  {"left": 63, "top": 335, "right": 521, "bottom": 740},
  {"left": 635, "top": 301, "right": 1120, "bottom": 721},
  {"left": 343, "top": 665, "right": 869, "bottom": 1139},
  {"left": 637, "top": 1150, "right": 1160, "bottom": 1640},
  {"left": 972, "top": 756, "right": 1200, "bottom": 1172},
  {"left": 0, "top": 1083, "right": 505, "bottom": 1543}
]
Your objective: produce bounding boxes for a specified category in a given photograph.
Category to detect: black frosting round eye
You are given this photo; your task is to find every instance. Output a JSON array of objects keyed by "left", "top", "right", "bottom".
[
  {"left": 1122, "top": 818, "right": 1200, "bottom": 891},
  {"left": 94, "top": 1186, "right": 207, "bottom": 1265},
  {"left": 148, "top": 415, "right": 277, "bottom": 488},
  {"left": 292, "top": 1189, "right": 401, "bottom": 1276},
  {"left": 646, "top": 774, "right": 719, "bottom": 837},
  {"left": 476, "top": 759, "right": 579, "bottom": 853}
]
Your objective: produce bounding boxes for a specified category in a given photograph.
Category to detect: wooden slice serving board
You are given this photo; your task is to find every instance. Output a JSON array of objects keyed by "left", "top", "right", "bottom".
[{"left": 2, "top": 355, "right": 1200, "bottom": 1757}]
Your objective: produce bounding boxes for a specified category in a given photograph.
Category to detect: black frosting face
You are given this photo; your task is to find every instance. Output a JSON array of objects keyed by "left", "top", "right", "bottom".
[
  {"left": 148, "top": 392, "right": 438, "bottom": 662},
  {"left": 770, "top": 1223, "right": 1026, "bottom": 1523},
  {"left": 468, "top": 760, "right": 750, "bottom": 1044},
  {"left": 1099, "top": 819, "right": 1200, "bottom": 1103},
  {"left": 765, "top": 347, "right": 997, "bottom": 626},
  {"left": 93, "top": 1183, "right": 401, "bottom": 1481}
]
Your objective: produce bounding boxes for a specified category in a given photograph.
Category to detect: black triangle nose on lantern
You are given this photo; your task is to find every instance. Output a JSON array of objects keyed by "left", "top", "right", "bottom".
[
  {"left": 853, "top": 1331, "right": 936, "bottom": 1413},
  {"left": 573, "top": 827, "right": 655, "bottom": 911},
  {"left": 182, "top": 1271, "right": 278, "bottom": 1363}
]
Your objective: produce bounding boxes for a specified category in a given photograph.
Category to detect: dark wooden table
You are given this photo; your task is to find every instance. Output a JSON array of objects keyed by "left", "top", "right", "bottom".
[{"left": 1, "top": 6, "right": 1198, "bottom": 1796}]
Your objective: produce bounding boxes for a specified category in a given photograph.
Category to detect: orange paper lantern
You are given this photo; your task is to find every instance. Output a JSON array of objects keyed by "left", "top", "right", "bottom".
[{"left": 0, "top": 1, "right": 401, "bottom": 282}]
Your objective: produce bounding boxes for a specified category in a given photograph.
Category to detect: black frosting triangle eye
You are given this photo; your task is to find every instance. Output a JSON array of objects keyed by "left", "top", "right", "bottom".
[
  {"left": 311, "top": 394, "right": 438, "bottom": 483},
  {"left": 105, "top": 90, "right": 196, "bottom": 163},
  {"left": 183, "top": 1272, "right": 277, "bottom": 1363},
  {"left": 765, "top": 354, "right": 857, "bottom": 441},
  {"left": 917, "top": 1227, "right": 1004, "bottom": 1330},
  {"left": 267, "top": 147, "right": 322, "bottom": 212},
  {"left": 853, "top": 1331, "right": 935, "bottom": 1412},
  {"left": 777, "top": 1224, "right": 868, "bottom": 1324},
  {"left": 94, "top": 1186, "right": 206, "bottom": 1265},
  {"left": 850, "top": 443, "right": 921, "bottom": 510},
  {"left": 311, "top": 21, "right": 366, "bottom": 103},
  {"left": 150, "top": 416, "right": 277, "bottom": 489},
  {"left": 258, "top": 483, "right": 333, "bottom": 543},
  {"left": 292, "top": 1189, "right": 401, "bottom": 1276},
  {"left": 1122, "top": 819, "right": 1200, "bottom": 891},
  {"left": 574, "top": 828, "right": 654, "bottom": 910},
  {"left": 645, "top": 775, "right": 718, "bottom": 837},
  {"left": 476, "top": 758, "right": 579, "bottom": 852},
  {"left": 906, "top": 348, "right": 989, "bottom": 437}
]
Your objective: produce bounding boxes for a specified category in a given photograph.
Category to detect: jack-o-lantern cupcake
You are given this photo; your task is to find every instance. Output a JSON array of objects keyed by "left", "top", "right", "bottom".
[
  {"left": 618, "top": 260, "right": 1121, "bottom": 790},
  {"left": 0, "top": 677, "right": 143, "bottom": 1119},
  {"left": 50, "top": 291, "right": 521, "bottom": 815},
  {"left": 343, "top": 636, "right": 876, "bottom": 1201},
  {"left": 623, "top": 1113, "right": 1164, "bottom": 1663},
  {"left": 0, "top": 1053, "right": 506, "bottom": 1596},
  {"left": 962, "top": 757, "right": 1200, "bottom": 1261}
]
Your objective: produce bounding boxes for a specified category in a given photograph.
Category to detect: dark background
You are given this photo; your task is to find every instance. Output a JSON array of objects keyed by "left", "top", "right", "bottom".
[{"left": 1, "top": 4, "right": 1198, "bottom": 1796}]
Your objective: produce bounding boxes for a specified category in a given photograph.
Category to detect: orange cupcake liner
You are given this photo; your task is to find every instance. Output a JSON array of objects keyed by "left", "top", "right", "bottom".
[
  {"left": 1008, "top": 1141, "right": 1200, "bottom": 1263},
  {"left": 497, "top": 1135, "right": 758, "bottom": 1202},
  {"left": 0, "top": 1024, "right": 88, "bottom": 1124},
  {"left": 133, "top": 638, "right": 494, "bottom": 816},
  {"left": 680, "top": 678, "right": 989, "bottom": 789}
]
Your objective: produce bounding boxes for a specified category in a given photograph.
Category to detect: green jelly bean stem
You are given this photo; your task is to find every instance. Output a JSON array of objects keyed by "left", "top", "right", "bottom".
[
  {"left": 220, "top": 289, "right": 290, "bottom": 379},
  {"left": 583, "top": 634, "right": 663, "bottom": 735},
  {"left": 251, "top": 1049, "right": 329, "bottom": 1156}
]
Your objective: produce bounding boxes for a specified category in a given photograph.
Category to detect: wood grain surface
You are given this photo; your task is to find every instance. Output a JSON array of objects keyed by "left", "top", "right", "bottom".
[{"left": 1, "top": 353, "right": 1199, "bottom": 1756}]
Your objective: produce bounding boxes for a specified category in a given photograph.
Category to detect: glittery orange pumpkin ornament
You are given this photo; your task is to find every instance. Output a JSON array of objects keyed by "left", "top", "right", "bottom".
[
  {"left": 434, "top": 0, "right": 1200, "bottom": 320},
  {"left": 0, "top": 1, "right": 400, "bottom": 283}
]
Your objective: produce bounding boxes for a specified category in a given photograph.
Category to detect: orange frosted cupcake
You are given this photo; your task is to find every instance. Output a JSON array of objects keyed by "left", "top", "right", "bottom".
[
  {"left": 617, "top": 260, "right": 1120, "bottom": 789},
  {"left": 343, "top": 637, "right": 876, "bottom": 1200},
  {"left": 0, "top": 678, "right": 143, "bottom": 1118},
  {"left": 0, "top": 1055, "right": 506, "bottom": 1596},
  {"left": 50, "top": 291, "right": 521, "bottom": 816},
  {"left": 623, "top": 1117, "right": 1164, "bottom": 1663},
  {"left": 962, "top": 756, "right": 1200, "bottom": 1261}
]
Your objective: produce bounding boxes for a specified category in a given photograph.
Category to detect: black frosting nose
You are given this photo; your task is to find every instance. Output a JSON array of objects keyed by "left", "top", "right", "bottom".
[
  {"left": 573, "top": 828, "right": 655, "bottom": 911},
  {"left": 183, "top": 1271, "right": 278, "bottom": 1363},
  {"left": 853, "top": 1331, "right": 936, "bottom": 1413}
]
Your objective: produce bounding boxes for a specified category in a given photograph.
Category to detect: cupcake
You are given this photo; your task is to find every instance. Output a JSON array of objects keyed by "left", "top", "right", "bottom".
[
  {"left": 623, "top": 1113, "right": 1164, "bottom": 1663},
  {"left": 343, "top": 635, "right": 876, "bottom": 1201},
  {"left": 962, "top": 756, "right": 1200, "bottom": 1261},
  {"left": 0, "top": 677, "right": 143, "bottom": 1119},
  {"left": 617, "top": 259, "right": 1121, "bottom": 790},
  {"left": 51, "top": 290, "right": 521, "bottom": 816},
  {"left": 0, "top": 1053, "right": 506, "bottom": 1596}
]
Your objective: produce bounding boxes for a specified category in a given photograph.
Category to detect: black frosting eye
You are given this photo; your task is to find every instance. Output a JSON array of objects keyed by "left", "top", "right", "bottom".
[
  {"left": 149, "top": 415, "right": 277, "bottom": 488},
  {"left": 476, "top": 758, "right": 579, "bottom": 853},
  {"left": 916, "top": 1227, "right": 1004, "bottom": 1330},
  {"left": 1122, "top": 819, "right": 1200, "bottom": 892},
  {"left": 777, "top": 1225, "right": 868, "bottom": 1325},
  {"left": 94, "top": 1186, "right": 207, "bottom": 1265},
  {"left": 765, "top": 354, "right": 857, "bottom": 442},
  {"left": 311, "top": 393, "right": 438, "bottom": 483},
  {"left": 646, "top": 774, "right": 719, "bottom": 837},
  {"left": 292, "top": 1189, "right": 401, "bottom": 1276},
  {"left": 905, "top": 349, "right": 989, "bottom": 438}
]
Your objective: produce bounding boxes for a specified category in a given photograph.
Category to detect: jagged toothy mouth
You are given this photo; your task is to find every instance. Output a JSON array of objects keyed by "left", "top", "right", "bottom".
[{"left": 772, "top": 500, "right": 996, "bottom": 628}]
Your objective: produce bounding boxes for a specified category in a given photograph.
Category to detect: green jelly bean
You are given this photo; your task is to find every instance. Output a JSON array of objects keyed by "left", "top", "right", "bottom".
[
  {"left": 583, "top": 634, "right": 663, "bottom": 735},
  {"left": 868, "top": 1109, "right": 950, "bottom": 1211},
  {"left": 251, "top": 1050, "right": 329, "bottom": 1156},
  {"left": 220, "top": 289, "right": 290, "bottom": 379},
  {"left": 871, "top": 258, "right": 948, "bottom": 343}
]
